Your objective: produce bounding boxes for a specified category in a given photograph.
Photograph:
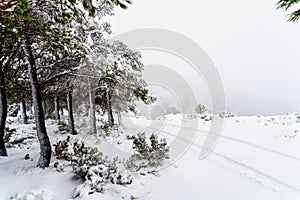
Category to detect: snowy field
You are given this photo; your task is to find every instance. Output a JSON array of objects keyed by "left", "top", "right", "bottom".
[{"left": 1, "top": 113, "right": 300, "bottom": 200}]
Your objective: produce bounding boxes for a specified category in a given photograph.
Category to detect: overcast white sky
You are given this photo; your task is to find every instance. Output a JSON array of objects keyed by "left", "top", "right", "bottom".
[{"left": 108, "top": 0, "right": 300, "bottom": 115}]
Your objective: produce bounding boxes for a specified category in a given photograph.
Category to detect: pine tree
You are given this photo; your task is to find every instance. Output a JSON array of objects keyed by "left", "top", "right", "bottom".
[
  {"left": 93, "top": 41, "right": 155, "bottom": 127},
  {"left": 277, "top": 0, "right": 300, "bottom": 22},
  {"left": 0, "top": 0, "right": 131, "bottom": 166},
  {"left": 0, "top": 0, "right": 22, "bottom": 156}
]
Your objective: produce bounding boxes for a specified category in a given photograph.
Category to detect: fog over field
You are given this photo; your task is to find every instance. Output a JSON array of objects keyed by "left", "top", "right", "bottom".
[{"left": 109, "top": 0, "right": 300, "bottom": 115}]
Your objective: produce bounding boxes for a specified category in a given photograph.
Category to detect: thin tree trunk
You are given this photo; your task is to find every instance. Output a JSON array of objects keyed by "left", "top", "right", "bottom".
[
  {"left": 23, "top": 37, "right": 51, "bottom": 168},
  {"left": 20, "top": 99, "right": 28, "bottom": 124},
  {"left": 31, "top": 104, "right": 34, "bottom": 115},
  {"left": 60, "top": 103, "right": 64, "bottom": 116},
  {"left": 42, "top": 100, "right": 45, "bottom": 113},
  {"left": 42, "top": 100, "right": 48, "bottom": 119},
  {"left": 67, "top": 91, "right": 76, "bottom": 135},
  {"left": 54, "top": 96, "right": 60, "bottom": 120},
  {"left": 0, "top": 67, "right": 7, "bottom": 156},
  {"left": 106, "top": 89, "right": 114, "bottom": 127},
  {"left": 88, "top": 79, "right": 96, "bottom": 134},
  {"left": 117, "top": 111, "right": 123, "bottom": 126}
]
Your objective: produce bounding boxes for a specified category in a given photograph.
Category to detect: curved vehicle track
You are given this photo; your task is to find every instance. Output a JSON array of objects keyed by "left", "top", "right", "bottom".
[
  {"left": 134, "top": 122, "right": 300, "bottom": 195},
  {"left": 162, "top": 122, "right": 300, "bottom": 162}
]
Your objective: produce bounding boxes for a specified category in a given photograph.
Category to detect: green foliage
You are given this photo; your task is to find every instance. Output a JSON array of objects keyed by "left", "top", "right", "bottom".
[
  {"left": 53, "top": 160, "right": 65, "bottom": 172},
  {"left": 131, "top": 133, "right": 148, "bottom": 156},
  {"left": 134, "top": 87, "right": 156, "bottom": 104},
  {"left": 71, "top": 140, "right": 107, "bottom": 177},
  {"left": 108, "top": 0, "right": 132, "bottom": 9},
  {"left": 3, "top": 127, "right": 35, "bottom": 148},
  {"left": 100, "top": 124, "right": 113, "bottom": 136},
  {"left": 0, "top": 0, "right": 31, "bottom": 27},
  {"left": 53, "top": 135, "right": 71, "bottom": 160},
  {"left": 126, "top": 133, "right": 170, "bottom": 172},
  {"left": 0, "top": 0, "right": 135, "bottom": 169},
  {"left": 53, "top": 137, "right": 132, "bottom": 195},
  {"left": 91, "top": 40, "right": 156, "bottom": 114},
  {"left": 3, "top": 127, "right": 16, "bottom": 143},
  {"left": 24, "top": 153, "right": 30, "bottom": 160},
  {"left": 195, "top": 104, "right": 208, "bottom": 115},
  {"left": 219, "top": 111, "right": 235, "bottom": 118},
  {"left": 277, "top": 0, "right": 300, "bottom": 22},
  {"left": 14, "top": 0, "right": 32, "bottom": 21},
  {"left": 83, "top": 162, "right": 132, "bottom": 194}
]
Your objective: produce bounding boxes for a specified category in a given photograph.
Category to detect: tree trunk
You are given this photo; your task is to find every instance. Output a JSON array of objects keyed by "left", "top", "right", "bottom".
[
  {"left": 0, "top": 67, "right": 7, "bottom": 156},
  {"left": 60, "top": 103, "right": 64, "bottom": 116},
  {"left": 23, "top": 37, "right": 51, "bottom": 168},
  {"left": 106, "top": 89, "right": 114, "bottom": 127},
  {"left": 88, "top": 79, "right": 96, "bottom": 134},
  {"left": 67, "top": 91, "right": 76, "bottom": 135},
  {"left": 54, "top": 96, "right": 60, "bottom": 120},
  {"left": 117, "top": 112, "right": 123, "bottom": 126},
  {"left": 42, "top": 100, "right": 45, "bottom": 114},
  {"left": 31, "top": 104, "right": 34, "bottom": 115},
  {"left": 42, "top": 100, "right": 48, "bottom": 119},
  {"left": 20, "top": 99, "right": 28, "bottom": 124}
]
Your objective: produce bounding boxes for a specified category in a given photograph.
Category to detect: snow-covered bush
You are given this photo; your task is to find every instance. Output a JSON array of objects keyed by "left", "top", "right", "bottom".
[
  {"left": 53, "top": 137, "right": 108, "bottom": 177},
  {"left": 72, "top": 143, "right": 132, "bottom": 195},
  {"left": 53, "top": 137, "right": 132, "bottom": 195},
  {"left": 57, "top": 120, "right": 68, "bottom": 132},
  {"left": 24, "top": 154, "right": 30, "bottom": 160},
  {"left": 194, "top": 104, "right": 212, "bottom": 121},
  {"left": 100, "top": 124, "right": 113, "bottom": 136},
  {"left": 219, "top": 111, "right": 235, "bottom": 118},
  {"left": 195, "top": 104, "right": 208, "bottom": 115},
  {"left": 199, "top": 113, "right": 213, "bottom": 121},
  {"left": 8, "top": 104, "right": 20, "bottom": 117},
  {"left": 4, "top": 127, "right": 35, "bottom": 148},
  {"left": 149, "top": 134, "right": 170, "bottom": 166},
  {"left": 82, "top": 162, "right": 132, "bottom": 194},
  {"left": 71, "top": 140, "right": 108, "bottom": 178},
  {"left": 126, "top": 133, "right": 169, "bottom": 172},
  {"left": 53, "top": 160, "right": 65, "bottom": 172},
  {"left": 53, "top": 135, "right": 71, "bottom": 160},
  {"left": 3, "top": 127, "right": 16, "bottom": 143}
]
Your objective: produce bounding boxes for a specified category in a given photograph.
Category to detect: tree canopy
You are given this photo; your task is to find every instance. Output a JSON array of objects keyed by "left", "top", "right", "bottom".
[{"left": 277, "top": 0, "right": 300, "bottom": 22}]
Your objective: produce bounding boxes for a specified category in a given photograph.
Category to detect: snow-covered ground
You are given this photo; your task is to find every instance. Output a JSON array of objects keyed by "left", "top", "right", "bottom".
[{"left": 1, "top": 113, "right": 300, "bottom": 200}]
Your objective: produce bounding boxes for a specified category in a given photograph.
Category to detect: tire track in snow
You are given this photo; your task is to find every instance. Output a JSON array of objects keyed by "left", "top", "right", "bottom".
[
  {"left": 160, "top": 122, "right": 300, "bottom": 162},
  {"left": 134, "top": 123, "right": 300, "bottom": 194}
]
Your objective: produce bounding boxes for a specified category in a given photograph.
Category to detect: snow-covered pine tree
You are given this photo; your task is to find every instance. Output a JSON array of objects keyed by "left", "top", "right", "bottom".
[
  {"left": 0, "top": 1, "right": 23, "bottom": 156},
  {"left": 0, "top": 0, "right": 131, "bottom": 166},
  {"left": 277, "top": 0, "right": 300, "bottom": 22},
  {"left": 94, "top": 41, "right": 156, "bottom": 126}
]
